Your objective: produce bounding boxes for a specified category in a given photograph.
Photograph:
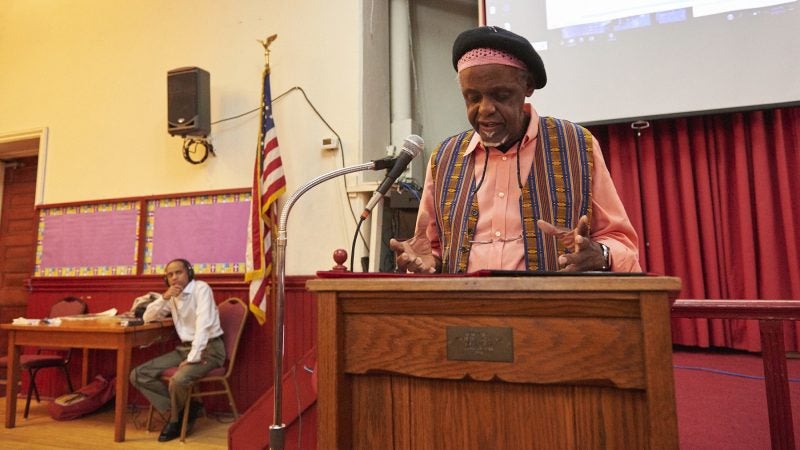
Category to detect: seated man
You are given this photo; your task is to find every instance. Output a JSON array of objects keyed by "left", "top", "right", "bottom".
[{"left": 129, "top": 258, "right": 225, "bottom": 442}]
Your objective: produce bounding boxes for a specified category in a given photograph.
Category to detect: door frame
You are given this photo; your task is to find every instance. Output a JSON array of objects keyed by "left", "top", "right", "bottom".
[{"left": 0, "top": 127, "right": 48, "bottom": 211}]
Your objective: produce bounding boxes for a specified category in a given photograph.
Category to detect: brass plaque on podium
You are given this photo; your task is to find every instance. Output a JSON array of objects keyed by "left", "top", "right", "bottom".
[{"left": 446, "top": 326, "right": 514, "bottom": 362}]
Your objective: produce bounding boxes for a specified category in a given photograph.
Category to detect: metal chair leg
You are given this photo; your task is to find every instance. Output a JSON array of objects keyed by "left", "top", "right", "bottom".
[
  {"left": 179, "top": 385, "right": 194, "bottom": 442},
  {"left": 28, "top": 368, "right": 41, "bottom": 402},
  {"left": 179, "top": 400, "right": 190, "bottom": 442},
  {"left": 61, "top": 366, "right": 74, "bottom": 393},
  {"left": 24, "top": 372, "right": 36, "bottom": 419},
  {"left": 224, "top": 383, "right": 239, "bottom": 419},
  {"left": 146, "top": 405, "right": 154, "bottom": 432}
]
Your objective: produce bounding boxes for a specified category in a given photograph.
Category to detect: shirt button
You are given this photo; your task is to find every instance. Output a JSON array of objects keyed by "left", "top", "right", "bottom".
[
  {"left": 495, "top": 231, "right": 501, "bottom": 237},
  {"left": 502, "top": 156, "right": 507, "bottom": 161},
  {"left": 498, "top": 192, "right": 505, "bottom": 198}
]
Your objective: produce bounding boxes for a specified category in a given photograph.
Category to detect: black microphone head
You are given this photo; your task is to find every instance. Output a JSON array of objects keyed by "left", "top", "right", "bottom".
[
  {"left": 402, "top": 134, "right": 424, "bottom": 158},
  {"left": 361, "top": 134, "right": 425, "bottom": 219}
]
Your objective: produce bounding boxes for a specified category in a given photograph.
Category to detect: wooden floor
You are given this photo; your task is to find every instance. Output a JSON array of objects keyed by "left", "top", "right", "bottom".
[{"left": 0, "top": 396, "right": 230, "bottom": 449}]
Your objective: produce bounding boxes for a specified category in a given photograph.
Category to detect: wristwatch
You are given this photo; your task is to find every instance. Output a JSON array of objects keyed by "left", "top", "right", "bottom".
[{"left": 598, "top": 243, "right": 611, "bottom": 271}]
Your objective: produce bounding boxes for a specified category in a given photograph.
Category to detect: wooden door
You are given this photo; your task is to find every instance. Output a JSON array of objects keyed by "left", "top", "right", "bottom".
[{"left": 0, "top": 156, "right": 38, "bottom": 354}]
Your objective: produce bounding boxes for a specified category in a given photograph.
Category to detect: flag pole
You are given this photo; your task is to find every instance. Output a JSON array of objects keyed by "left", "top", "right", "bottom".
[
  {"left": 261, "top": 33, "right": 385, "bottom": 449},
  {"left": 260, "top": 34, "right": 287, "bottom": 450}
]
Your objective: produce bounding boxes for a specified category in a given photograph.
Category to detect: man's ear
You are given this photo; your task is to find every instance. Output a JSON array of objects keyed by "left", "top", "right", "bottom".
[{"left": 525, "top": 72, "right": 536, "bottom": 96}]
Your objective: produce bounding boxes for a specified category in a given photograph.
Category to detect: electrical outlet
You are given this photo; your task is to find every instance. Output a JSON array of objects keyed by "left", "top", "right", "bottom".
[{"left": 321, "top": 136, "right": 338, "bottom": 151}]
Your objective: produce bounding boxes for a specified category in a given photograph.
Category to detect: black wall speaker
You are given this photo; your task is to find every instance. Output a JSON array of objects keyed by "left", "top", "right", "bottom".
[{"left": 167, "top": 67, "right": 210, "bottom": 137}]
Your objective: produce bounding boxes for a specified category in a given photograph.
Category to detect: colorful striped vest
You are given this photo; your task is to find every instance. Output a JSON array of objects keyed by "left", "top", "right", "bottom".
[{"left": 430, "top": 116, "right": 594, "bottom": 273}]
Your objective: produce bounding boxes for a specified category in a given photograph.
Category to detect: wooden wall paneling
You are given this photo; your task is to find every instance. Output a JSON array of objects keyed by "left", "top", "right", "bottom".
[{"left": 4, "top": 187, "right": 327, "bottom": 431}]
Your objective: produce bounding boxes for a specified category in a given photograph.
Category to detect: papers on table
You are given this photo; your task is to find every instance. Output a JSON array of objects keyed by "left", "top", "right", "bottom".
[
  {"left": 11, "top": 308, "right": 119, "bottom": 326},
  {"left": 11, "top": 318, "right": 41, "bottom": 325}
]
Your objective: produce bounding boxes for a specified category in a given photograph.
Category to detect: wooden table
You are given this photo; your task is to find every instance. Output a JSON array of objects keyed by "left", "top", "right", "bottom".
[{"left": 2, "top": 319, "right": 175, "bottom": 442}]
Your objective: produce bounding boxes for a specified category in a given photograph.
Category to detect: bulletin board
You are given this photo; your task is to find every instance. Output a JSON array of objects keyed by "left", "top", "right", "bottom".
[
  {"left": 142, "top": 192, "right": 251, "bottom": 275},
  {"left": 34, "top": 190, "right": 251, "bottom": 277},
  {"left": 35, "top": 202, "right": 141, "bottom": 276}
]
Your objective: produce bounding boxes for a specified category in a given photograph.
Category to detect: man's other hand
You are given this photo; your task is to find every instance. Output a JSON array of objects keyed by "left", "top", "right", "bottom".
[
  {"left": 537, "top": 215, "right": 606, "bottom": 271},
  {"left": 389, "top": 211, "right": 439, "bottom": 274}
]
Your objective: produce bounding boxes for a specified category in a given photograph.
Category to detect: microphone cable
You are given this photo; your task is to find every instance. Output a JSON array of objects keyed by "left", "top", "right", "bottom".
[{"left": 350, "top": 215, "right": 368, "bottom": 272}]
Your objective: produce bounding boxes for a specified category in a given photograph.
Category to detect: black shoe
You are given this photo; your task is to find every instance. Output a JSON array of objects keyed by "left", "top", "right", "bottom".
[{"left": 158, "top": 421, "right": 181, "bottom": 442}]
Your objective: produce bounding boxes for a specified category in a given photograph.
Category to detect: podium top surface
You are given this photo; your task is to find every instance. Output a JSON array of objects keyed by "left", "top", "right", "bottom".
[{"left": 307, "top": 273, "right": 681, "bottom": 294}]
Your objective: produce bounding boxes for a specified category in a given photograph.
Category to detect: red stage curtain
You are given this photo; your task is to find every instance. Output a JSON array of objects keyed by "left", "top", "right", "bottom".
[{"left": 588, "top": 106, "right": 800, "bottom": 351}]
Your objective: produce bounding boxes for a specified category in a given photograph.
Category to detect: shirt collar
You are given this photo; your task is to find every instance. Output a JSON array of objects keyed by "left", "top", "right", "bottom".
[
  {"left": 182, "top": 279, "right": 196, "bottom": 295},
  {"left": 465, "top": 103, "right": 540, "bottom": 156}
]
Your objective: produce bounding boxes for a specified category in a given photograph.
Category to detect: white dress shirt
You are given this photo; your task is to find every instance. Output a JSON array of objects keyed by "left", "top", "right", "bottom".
[{"left": 142, "top": 279, "right": 223, "bottom": 363}]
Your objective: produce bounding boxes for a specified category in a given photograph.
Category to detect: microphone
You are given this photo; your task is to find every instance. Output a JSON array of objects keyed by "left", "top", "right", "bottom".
[{"left": 361, "top": 135, "right": 424, "bottom": 219}]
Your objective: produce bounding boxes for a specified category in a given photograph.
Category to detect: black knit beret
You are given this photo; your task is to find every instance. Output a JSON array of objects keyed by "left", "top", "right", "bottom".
[{"left": 452, "top": 26, "right": 547, "bottom": 89}]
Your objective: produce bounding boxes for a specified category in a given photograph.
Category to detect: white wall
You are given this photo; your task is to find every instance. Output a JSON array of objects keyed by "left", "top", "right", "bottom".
[
  {"left": 0, "top": 0, "right": 378, "bottom": 275},
  {"left": 0, "top": 0, "right": 479, "bottom": 274}
]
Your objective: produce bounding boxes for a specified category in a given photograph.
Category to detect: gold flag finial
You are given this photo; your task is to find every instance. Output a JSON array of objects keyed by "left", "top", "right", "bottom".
[{"left": 258, "top": 34, "right": 278, "bottom": 66}]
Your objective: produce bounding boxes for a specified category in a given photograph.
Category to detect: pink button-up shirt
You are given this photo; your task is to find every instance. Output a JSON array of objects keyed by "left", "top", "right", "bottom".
[{"left": 417, "top": 105, "right": 642, "bottom": 272}]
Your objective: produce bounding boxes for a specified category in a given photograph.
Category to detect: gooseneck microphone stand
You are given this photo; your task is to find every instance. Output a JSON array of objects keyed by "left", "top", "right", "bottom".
[{"left": 269, "top": 160, "right": 386, "bottom": 450}]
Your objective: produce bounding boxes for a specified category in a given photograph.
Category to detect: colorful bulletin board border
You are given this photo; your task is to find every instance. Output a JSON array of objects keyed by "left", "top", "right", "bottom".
[
  {"left": 143, "top": 192, "right": 251, "bottom": 276},
  {"left": 35, "top": 202, "right": 141, "bottom": 277}
]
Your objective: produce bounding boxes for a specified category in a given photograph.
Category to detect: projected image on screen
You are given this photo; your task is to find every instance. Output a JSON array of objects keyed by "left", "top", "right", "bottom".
[{"left": 485, "top": 0, "right": 800, "bottom": 124}]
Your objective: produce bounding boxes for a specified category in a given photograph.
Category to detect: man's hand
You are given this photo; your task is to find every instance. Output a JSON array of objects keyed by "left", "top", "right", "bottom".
[
  {"left": 163, "top": 284, "right": 183, "bottom": 300},
  {"left": 388, "top": 211, "right": 439, "bottom": 274},
  {"left": 537, "top": 215, "right": 607, "bottom": 272}
]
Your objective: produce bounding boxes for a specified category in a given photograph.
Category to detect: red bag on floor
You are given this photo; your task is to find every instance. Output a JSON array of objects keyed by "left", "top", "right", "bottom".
[{"left": 48, "top": 375, "right": 115, "bottom": 421}]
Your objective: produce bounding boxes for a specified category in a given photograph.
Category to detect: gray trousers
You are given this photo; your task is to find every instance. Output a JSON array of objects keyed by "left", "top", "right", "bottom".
[{"left": 129, "top": 337, "right": 226, "bottom": 422}]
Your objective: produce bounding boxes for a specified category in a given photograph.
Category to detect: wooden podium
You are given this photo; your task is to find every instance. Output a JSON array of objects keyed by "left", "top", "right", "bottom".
[{"left": 307, "top": 275, "right": 681, "bottom": 450}]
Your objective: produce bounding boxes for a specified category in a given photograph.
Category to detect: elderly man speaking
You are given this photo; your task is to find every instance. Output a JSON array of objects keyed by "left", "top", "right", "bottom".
[{"left": 391, "top": 26, "right": 641, "bottom": 274}]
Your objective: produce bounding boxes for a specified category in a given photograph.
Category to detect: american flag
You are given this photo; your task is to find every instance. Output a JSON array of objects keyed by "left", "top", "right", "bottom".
[{"left": 245, "top": 66, "right": 286, "bottom": 325}]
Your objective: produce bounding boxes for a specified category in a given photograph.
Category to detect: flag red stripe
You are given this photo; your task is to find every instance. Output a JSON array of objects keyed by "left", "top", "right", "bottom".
[
  {"left": 264, "top": 136, "right": 279, "bottom": 153},
  {"left": 246, "top": 69, "right": 285, "bottom": 324},
  {"left": 263, "top": 178, "right": 286, "bottom": 201}
]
